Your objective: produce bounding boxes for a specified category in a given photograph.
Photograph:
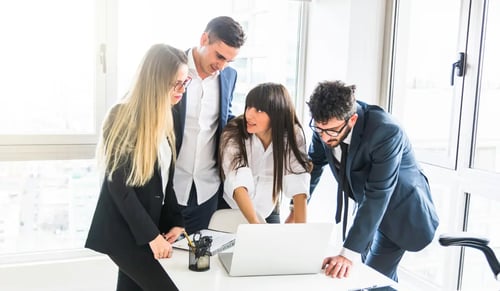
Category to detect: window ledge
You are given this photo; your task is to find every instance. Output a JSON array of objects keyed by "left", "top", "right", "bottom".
[{"left": 0, "top": 248, "right": 103, "bottom": 267}]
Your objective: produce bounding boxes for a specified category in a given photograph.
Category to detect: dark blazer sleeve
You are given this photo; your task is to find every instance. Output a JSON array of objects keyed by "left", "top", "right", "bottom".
[
  {"left": 106, "top": 166, "right": 161, "bottom": 246},
  {"left": 308, "top": 132, "right": 329, "bottom": 196},
  {"left": 219, "top": 67, "right": 237, "bottom": 127},
  {"left": 159, "top": 162, "right": 185, "bottom": 233}
]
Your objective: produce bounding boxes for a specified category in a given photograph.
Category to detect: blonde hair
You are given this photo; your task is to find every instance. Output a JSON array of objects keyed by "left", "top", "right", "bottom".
[{"left": 97, "top": 44, "right": 187, "bottom": 186}]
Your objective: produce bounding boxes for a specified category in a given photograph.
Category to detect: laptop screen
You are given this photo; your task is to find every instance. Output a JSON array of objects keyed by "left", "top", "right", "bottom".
[{"left": 219, "top": 223, "right": 334, "bottom": 276}]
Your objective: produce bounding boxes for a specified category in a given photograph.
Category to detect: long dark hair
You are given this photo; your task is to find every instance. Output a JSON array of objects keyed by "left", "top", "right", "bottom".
[{"left": 220, "top": 83, "right": 311, "bottom": 203}]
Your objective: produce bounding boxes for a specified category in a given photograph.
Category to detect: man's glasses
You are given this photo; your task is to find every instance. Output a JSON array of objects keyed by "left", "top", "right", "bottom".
[
  {"left": 173, "top": 76, "right": 192, "bottom": 91},
  {"left": 309, "top": 118, "right": 349, "bottom": 137}
]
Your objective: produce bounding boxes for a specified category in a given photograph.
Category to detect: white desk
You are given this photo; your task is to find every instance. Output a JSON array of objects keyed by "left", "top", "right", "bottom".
[{"left": 160, "top": 249, "right": 397, "bottom": 290}]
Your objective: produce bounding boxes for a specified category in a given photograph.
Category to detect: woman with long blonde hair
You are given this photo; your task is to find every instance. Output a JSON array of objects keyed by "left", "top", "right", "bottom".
[{"left": 86, "top": 43, "right": 191, "bottom": 291}]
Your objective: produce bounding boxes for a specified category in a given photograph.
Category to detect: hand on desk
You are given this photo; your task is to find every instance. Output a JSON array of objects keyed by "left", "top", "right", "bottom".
[
  {"left": 149, "top": 234, "right": 173, "bottom": 260},
  {"left": 322, "top": 255, "right": 352, "bottom": 278},
  {"left": 163, "top": 226, "right": 184, "bottom": 243}
]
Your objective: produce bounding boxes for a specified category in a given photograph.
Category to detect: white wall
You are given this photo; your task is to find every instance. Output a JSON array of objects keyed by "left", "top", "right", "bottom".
[
  {"left": 303, "top": 0, "right": 387, "bottom": 114},
  {"left": 345, "top": 0, "right": 387, "bottom": 104}
]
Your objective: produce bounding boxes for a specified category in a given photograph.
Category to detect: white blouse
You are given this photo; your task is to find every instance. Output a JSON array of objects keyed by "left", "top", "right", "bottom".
[
  {"left": 221, "top": 126, "right": 310, "bottom": 218},
  {"left": 158, "top": 137, "right": 172, "bottom": 203}
]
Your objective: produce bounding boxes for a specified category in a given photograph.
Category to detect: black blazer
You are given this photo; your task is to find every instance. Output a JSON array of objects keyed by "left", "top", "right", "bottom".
[{"left": 85, "top": 161, "right": 184, "bottom": 255}]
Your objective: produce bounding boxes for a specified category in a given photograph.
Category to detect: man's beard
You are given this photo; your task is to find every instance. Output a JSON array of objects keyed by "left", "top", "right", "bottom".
[{"left": 324, "top": 126, "right": 352, "bottom": 148}]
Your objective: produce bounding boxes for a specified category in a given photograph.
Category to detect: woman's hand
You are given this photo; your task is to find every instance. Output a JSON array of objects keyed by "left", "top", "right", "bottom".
[
  {"left": 163, "top": 226, "right": 184, "bottom": 244},
  {"left": 149, "top": 234, "right": 173, "bottom": 260},
  {"left": 291, "top": 194, "right": 307, "bottom": 223},
  {"left": 233, "top": 187, "right": 262, "bottom": 224}
]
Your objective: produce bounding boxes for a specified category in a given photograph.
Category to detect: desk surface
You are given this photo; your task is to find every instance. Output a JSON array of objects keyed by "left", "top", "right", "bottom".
[{"left": 160, "top": 249, "right": 397, "bottom": 291}]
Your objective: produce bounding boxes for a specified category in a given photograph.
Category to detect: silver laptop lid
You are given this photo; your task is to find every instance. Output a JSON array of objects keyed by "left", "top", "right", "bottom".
[{"left": 224, "top": 223, "right": 334, "bottom": 276}]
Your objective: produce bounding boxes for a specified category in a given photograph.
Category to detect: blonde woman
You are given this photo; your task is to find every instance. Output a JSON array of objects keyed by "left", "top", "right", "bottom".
[{"left": 86, "top": 44, "right": 191, "bottom": 291}]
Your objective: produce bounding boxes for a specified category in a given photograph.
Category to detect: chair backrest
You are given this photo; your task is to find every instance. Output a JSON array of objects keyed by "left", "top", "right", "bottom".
[{"left": 208, "top": 209, "right": 265, "bottom": 233}]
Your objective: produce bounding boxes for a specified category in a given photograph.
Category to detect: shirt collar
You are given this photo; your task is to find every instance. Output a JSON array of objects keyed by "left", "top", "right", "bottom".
[
  {"left": 343, "top": 130, "right": 353, "bottom": 145},
  {"left": 187, "top": 48, "right": 220, "bottom": 80}
]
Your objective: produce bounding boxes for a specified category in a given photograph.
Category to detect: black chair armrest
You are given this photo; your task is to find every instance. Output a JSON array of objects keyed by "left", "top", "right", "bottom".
[
  {"left": 439, "top": 232, "right": 499, "bottom": 281},
  {"left": 439, "top": 232, "right": 489, "bottom": 246}
]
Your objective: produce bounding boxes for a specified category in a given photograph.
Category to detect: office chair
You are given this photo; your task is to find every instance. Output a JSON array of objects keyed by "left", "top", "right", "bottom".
[
  {"left": 439, "top": 233, "right": 500, "bottom": 281},
  {"left": 208, "top": 209, "right": 265, "bottom": 233}
]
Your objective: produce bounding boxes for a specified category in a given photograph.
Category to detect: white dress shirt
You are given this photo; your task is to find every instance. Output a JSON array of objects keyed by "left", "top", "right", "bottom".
[
  {"left": 174, "top": 49, "right": 221, "bottom": 206},
  {"left": 331, "top": 130, "right": 359, "bottom": 261},
  {"left": 157, "top": 137, "right": 172, "bottom": 203},
  {"left": 221, "top": 126, "right": 310, "bottom": 218}
]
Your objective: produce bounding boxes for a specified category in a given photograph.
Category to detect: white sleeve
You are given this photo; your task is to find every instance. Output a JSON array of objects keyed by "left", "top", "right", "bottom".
[
  {"left": 339, "top": 247, "right": 361, "bottom": 263},
  {"left": 221, "top": 138, "right": 255, "bottom": 199},
  {"left": 224, "top": 167, "right": 255, "bottom": 199},
  {"left": 283, "top": 172, "right": 310, "bottom": 199}
]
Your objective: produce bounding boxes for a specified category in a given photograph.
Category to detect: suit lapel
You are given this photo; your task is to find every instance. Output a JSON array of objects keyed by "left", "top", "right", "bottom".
[
  {"left": 219, "top": 69, "right": 230, "bottom": 129},
  {"left": 345, "top": 103, "right": 364, "bottom": 195},
  {"left": 172, "top": 93, "right": 187, "bottom": 153}
]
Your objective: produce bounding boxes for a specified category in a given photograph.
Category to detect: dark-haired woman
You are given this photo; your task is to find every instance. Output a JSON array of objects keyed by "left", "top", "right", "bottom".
[{"left": 219, "top": 83, "right": 311, "bottom": 224}]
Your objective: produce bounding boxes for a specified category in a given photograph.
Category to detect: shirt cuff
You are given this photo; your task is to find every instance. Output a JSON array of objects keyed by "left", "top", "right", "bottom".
[
  {"left": 339, "top": 247, "right": 360, "bottom": 263},
  {"left": 224, "top": 167, "right": 255, "bottom": 198},
  {"left": 283, "top": 172, "right": 310, "bottom": 199}
]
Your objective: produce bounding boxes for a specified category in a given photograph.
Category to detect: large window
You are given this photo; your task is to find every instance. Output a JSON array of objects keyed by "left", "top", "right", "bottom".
[
  {"left": 388, "top": 0, "right": 500, "bottom": 290},
  {"left": 116, "top": 0, "right": 303, "bottom": 116},
  {"left": 389, "top": 0, "right": 463, "bottom": 169},
  {"left": 0, "top": 0, "right": 104, "bottom": 259},
  {"left": 0, "top": 0, "right": 307, "bottom": 260},
  {"left": 0, "top": 1, "right": 103, "bottom": 141},
  {"left": 472, "top": 0, "right": 500, "bottom": 173}
]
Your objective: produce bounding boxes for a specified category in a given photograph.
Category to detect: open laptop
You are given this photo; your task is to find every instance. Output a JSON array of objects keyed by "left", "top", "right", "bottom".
[{"left": 218, "top": 223, "right": 334, "bottom": 276}]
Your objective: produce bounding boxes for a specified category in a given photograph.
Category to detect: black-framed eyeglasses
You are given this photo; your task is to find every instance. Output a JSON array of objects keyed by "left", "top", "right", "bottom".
[
  {"left": 309, "top": 118, "right": 349, "bottom": 137},
  {"left": 173, "top": 76, "right": 192, "bottom": 91}
]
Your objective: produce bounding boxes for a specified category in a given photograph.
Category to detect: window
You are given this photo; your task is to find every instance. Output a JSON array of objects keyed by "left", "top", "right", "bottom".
[
  {"left": 0, "top": 0, "right": 103, "bottom": 141},
  {"left": 116, "top": 0, "right": 304, "bottom": 116},
  {"left": 388, "top": 0, "right": 500, "bottom": 289},
  {"left": 389, "top": 0, "right": 463, "bottom": 169},
  {"left": 462, "top": 195, "right": 500, "bottom": 290},
  {"left": 0, "top": 0, "right": 307, "bottom": 260},
  {"left": 472, "top": 0, "right": 500, "bottom": 173}
]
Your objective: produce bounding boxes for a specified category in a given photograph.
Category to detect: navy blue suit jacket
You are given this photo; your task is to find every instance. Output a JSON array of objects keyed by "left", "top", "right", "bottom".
[
  {"left": 172, "top": 67, "right": 237, "bottom": 159},
  {"left": 309, "top": 101, "right": 439, "bottom": 253}
]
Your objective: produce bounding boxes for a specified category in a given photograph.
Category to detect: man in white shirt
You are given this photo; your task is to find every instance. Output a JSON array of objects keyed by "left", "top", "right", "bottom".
[{"left": 172, "top": 16, "right": 246, "bottom": 234}]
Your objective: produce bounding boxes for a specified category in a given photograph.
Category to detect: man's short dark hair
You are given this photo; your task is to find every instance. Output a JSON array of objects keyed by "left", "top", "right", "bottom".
[
  {"left": 307, "top": 80, "right": 357, "bottom": 122},
  {"left": 205, "top": 16, "right": 246, "bottom": 48}
]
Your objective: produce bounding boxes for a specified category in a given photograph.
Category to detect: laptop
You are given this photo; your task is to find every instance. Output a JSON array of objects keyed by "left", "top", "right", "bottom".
[{"left": 218, "top": 223, "right": 334, "bottom": 276}]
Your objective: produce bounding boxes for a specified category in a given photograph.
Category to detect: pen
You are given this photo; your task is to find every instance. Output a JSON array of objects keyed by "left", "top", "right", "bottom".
[
  {"left": 348, "top": 284, "right": 394, "bottom": 291},
  {"left": 183, "top": 230, "right": 196, "bottom": 248}
]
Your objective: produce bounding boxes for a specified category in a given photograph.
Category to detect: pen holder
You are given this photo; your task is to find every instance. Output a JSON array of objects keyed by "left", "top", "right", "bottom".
[{"left": 188, "top": 245, "right": 210, "bottom": 271}]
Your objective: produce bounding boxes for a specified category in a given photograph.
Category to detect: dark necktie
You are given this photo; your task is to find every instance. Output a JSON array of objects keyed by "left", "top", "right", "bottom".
[{"left": 335, "top": 142, "right": 350, "bottom": 241}]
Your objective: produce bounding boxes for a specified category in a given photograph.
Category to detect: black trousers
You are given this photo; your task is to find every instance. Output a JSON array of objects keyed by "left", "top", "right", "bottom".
[
  {"left": 108, "top": 245, "right": 178, "bottom": 291},
  {"left": 180, "top": 183, "right": 219, "bottom": 234},
  {"left": 361, "top": 229, "right": 405, "bottom": 282}
]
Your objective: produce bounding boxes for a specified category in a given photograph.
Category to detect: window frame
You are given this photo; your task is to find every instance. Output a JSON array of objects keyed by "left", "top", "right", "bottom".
[{"left": 0, "top": 0, "right": 310, "bottom": 262}]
